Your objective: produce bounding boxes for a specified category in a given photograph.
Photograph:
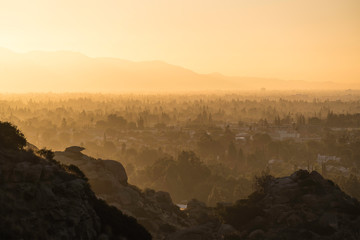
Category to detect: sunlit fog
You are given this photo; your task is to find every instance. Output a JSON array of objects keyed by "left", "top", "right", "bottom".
[{"left": 1, "top": 1, "right": 360, "bottom": 240}]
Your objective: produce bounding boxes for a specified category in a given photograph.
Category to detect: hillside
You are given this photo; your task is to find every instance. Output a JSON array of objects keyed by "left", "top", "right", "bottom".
[
  {"left": 0, "top": 124, "right": 151, "bottom": 240},
  {"left": 0, "top": 48, "right": 349, "bottom": 92},
  {"left": 217, "top": 170, "right": 360, "bottom": 239},
  {"left": 54, "top": 146, "right": 360, "bottom": 240},
  {"left": 2, "top": 120, "right": 360, "bottom": 239},
  {"left": 54, "top": 147, "right": 192, "bottom": 240}
]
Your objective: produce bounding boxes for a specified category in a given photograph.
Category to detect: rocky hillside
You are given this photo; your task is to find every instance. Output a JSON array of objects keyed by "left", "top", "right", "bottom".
[
  {"left": 56, "top": 147, "right": 249, "bottom": 240},
  {"left": 0, "top": 147, "right": 151, "bottom": 239},
  {"left": 3, "top": 122, "right": 360, "bottom": 240},
  {"left": 218, "top": 170, "right": 360, "bottom": 240},
  {"left": 55, "top": 147, "right": 360, "bottom": 240},
  {"left": 55, "top": 147, "right": 191, "bottom": 240}
]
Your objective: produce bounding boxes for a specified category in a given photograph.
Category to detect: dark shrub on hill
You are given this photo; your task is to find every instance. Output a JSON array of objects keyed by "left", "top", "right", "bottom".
[
  {"left": 37, "top": 148, "right": 55, "bottom": 160},
  {"left": 218, "top": 199, "right": 265, "bottom": 230},
  {"left": 0, "top": 121, "right": 26, "bottom": 150},
  {"left": 253, "top": 172, "right": 274, "bottom": 194},
  {"left": 93, "top": 198, "right": 152, "bottom": 240},
  {"left": 65, "top": 164, "right": 88, "bottom": 181}
]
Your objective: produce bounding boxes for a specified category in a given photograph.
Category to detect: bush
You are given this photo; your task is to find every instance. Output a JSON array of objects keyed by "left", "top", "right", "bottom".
[
  {"left": 64, "top": 164, "right": 88, "bottom": 181},
  {"left": 253, "top": 169, "right": 274, "bottom": 194},
  {"left": 0, "top": 121, "right": 27, "bottom": 151},
  {"left": 93, "top": 198, "right": 152, "bottom": 239},
  {"left": 38, "top": 148, "right": 55, "bottom": 160},
  {"left": 218, "top": 199, "right": 264, "bottom": 230}
]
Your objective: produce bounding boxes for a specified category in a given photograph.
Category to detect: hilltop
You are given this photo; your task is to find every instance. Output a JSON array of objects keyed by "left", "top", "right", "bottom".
[
  {"left": 0, "top": 122, "right": 151, "bottom": 239},
  {"left": 217, "top": 170, "right": 360, "bottom": 239}
]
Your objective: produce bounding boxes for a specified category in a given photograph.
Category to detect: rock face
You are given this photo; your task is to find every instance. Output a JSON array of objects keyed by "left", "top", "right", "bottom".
[
  {"left": 61, "top": 146, "right": 128, "bottom": 186},
  {"left": 0, "top": 148, "right": 151, "bottom": 240},
  {"left": 54, "top": 148, "right": 360, "bottom": 240},
  {"left": 219, "top": 170, "right": 360, "bottom": 240},
  {"left": 55, "top": 148, "right": 190, "bottom": 240},
  {"left": 166, "top": 199, "right": 234, "bottom": 240},
  {"left": 55, "top": 148, "right": 241, "bottom": 240}
]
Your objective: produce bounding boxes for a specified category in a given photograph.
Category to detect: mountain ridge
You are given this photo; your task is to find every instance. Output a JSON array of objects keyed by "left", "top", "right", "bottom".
[{"left": 0, "top": 47, "right": 354, "bottom": 92}]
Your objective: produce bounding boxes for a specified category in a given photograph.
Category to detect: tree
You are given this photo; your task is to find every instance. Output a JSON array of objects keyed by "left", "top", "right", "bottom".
[
  {"left": 38, "top": 148, "right": 55, "bottom": 160},
  {"left": 227, "top": 141, "right": 237, "bottom": 162},
  {"left": 107, "top": 114, "right": 127, "bottom": 128},
  {"left": 137, "top": 116, "right": 144, "bottom": 129},
  {"left": 65, "top": 164, "right": 88, "bottom": 181},
  {"left": 197, "top": 132, "right": 224, "bottom": 158},
  {"left": 253, "top": 168, "right": 274, "bottom": 193},
  {"left": 253, "top": 133, "right": 271, "bottom": 151},
  {"left": 0, "top": 121, "right": 26, "bottom": 150}
]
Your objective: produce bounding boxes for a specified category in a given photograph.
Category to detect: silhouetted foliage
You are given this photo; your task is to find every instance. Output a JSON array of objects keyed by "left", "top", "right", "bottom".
[
  {"left": 93, "top": 198, "right": 152, "bottom": 240},
  {"left": 64, "top": 164, "right": 88, "bottom": 181},
  {"left": 253, "top": 169, "right": 275, "bottom": 193},
  {"left": 37, "top": 148, "right": 55, "bottom": 160},
  {"left": 218, "top": 199, "right": 264, "bottom": 230},
  {"left": 0, "top": 121, "right": 26, "bottom": 151}
]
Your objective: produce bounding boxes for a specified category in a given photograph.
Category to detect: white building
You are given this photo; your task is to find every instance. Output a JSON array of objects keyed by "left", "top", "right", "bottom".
[{"left": 317, "top": 154, "right": 341, "bottom": 164}]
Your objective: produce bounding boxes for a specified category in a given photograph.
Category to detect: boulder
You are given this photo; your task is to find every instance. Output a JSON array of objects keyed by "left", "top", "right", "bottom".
[
  {"left": 0, "top": 148, "right": 151, "bottom": 240},
  {"left": 102, "top": 159, "right": 128, "bottom": 185},
  {"left": 54, "top": 149, "right": 190, "bottom": 240},
  {"left": 248, "top": 229, "right": 265, "bottom": 239},
  {"left": 65, "top": 146, "right": 85, "bottom": 153},
  {"left": 220, "top": 170, "right": 360, "bottom": 240}
]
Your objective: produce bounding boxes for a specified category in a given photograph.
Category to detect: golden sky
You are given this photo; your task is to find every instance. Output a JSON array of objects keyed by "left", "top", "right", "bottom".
[{"left": 0, "top": 0, "right": 359, "bottom": 83}]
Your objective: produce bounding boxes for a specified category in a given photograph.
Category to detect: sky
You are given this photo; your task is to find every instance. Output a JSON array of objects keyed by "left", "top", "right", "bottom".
[{"left": 0, "top": 0, "right": 359, "bottom": 83}]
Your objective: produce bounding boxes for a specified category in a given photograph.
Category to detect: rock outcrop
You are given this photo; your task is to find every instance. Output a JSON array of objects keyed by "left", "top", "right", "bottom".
[
  {"left": 0, "top": 148, "right": 151, "bottom": 240},
  {"left": 219, "top": 170, "right": 360, "bottom": 240},
  {"left": 55, "top": 148, "right": 360, "bottom": 240},
  {"left": 55, "top": 148, "right": 190, "bottom": 240},
  {"left": 166, "top": 199, "right": 236, "bottom": 240}
]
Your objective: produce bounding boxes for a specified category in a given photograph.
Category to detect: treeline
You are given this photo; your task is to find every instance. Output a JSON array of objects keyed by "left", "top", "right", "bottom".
[
  {"left": 326, "top": 112, "right": 360, "bottom": 127},
  {"left": 132, "top": 151, "right": 252, "bottom": 205},
  {"left": 2, "top": 93, "right": 360, "bottom": 203}
]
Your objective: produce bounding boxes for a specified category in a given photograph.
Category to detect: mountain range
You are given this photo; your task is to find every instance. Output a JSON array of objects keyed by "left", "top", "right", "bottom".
[{"left": 0, "top": 48, "right": 356, "bottom": 92}]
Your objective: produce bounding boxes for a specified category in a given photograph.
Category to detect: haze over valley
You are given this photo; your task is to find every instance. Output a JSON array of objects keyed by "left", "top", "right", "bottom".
[
  {"left": 1, "top": 1, "right": 360, "bottom": 239},
  {"left": 1, "top": 48, "right": 354, "bottom": 92}
]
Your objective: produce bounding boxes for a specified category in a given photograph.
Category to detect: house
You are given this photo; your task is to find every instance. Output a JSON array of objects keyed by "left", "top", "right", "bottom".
[
  {"left": 316, "top": 154, "right": 341, "bottom": 164},
  {"left": 235, "top": 132, "right": 248, "bottom": 141},
  {"left": 270, "top": 130, "right": 300, "bottom": 141}
]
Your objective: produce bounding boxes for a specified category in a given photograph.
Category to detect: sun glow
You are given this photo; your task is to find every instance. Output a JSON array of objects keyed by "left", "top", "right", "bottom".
[{"left": 0, "top": 0, "right": 359, "bottom": 91}]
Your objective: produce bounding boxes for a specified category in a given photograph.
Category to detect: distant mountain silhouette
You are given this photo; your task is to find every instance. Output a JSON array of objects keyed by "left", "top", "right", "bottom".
[{"left": 0, "top": 48, "right": 353, "bottom": 92}]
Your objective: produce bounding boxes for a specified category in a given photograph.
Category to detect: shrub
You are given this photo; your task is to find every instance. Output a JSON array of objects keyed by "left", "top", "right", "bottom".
[
  {"left": 64, "top": 164, "right": 88, "bottom": 181},
  {"left": 0, "top": 121, "right": 26, "bottom": 150},
  {"left": 253, "top": 169, "right": 274, "bottom": 194},
  {"left": 93, "top": 198, "right": 152, "bottom": 239},
  {"left": 218, "top": 200, "right": 264, "bottom": 230},
  {"left": 38, "top": 148, "right": 55, "bottom": 160}
]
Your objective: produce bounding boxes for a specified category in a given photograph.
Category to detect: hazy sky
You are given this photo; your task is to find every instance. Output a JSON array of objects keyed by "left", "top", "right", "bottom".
[{"left": 0, "top": 0, "right": 359, "bottom": 82}]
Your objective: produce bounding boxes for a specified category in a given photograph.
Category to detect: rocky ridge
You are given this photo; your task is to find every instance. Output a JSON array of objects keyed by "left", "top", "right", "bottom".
[
  {"left": 55, "top": 147, "right": 190, "bottom": 240},
  {"left": 54, "top": 147, "right": 360, "bottom": 240},
  {"left": 0, "top": 147, "right": 151, "bottom": 240},
  {"left": 55, "top": 147, "right": 236, "bottom": 240},
  {"left": 219, "top": 170, "right": 360, "bottom": 240}
]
